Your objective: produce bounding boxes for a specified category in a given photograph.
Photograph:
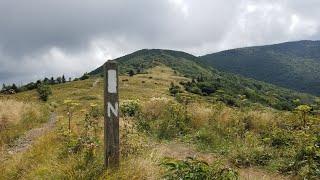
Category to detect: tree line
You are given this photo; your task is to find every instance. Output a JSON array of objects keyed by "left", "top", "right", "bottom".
[{"left": 1, "top": 73, "right": 90, "bottom": 94}]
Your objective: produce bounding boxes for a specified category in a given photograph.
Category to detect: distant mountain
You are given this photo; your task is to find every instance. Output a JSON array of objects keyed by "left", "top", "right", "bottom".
[
  {"left": 90, "top": 48, "right": 316, "bottom": 110},
  {"left": 200, "top": 40, "right": 320, "bottom": 95}
]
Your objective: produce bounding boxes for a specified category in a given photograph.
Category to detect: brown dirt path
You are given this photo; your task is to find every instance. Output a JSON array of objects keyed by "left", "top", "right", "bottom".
[{"left": 0, "top": 112, "right": 56, "bottom": 162}]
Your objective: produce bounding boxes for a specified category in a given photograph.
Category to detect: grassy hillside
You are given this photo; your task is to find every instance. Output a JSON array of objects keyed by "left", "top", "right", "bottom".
[
  {"left": 200, "top": 40, "right": 320, "bottom": 95},
  {"left": 91, "top": 49, "right": 317, "bottom": 111},
  {"left": 0, "top": 66, "right": 319, "bottom": 179}
]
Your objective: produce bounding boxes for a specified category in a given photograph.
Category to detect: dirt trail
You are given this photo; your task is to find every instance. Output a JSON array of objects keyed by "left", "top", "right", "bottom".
[
  {"left": 155, "top": 142, "right": 290, "bottom": 180},
  {"left": 91, "top": 78, "right": 100, "bottom": 89},
  {"left": 0, "top": 112, "right": 56, "bottom": 161}
]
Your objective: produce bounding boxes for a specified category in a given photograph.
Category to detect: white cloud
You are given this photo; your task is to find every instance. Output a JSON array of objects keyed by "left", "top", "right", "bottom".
[
  {"left": 1, "top": 0, "right": 320, "bottom": 84},
  {"left": 168, "top": 0, "right": 190, "bottom": 17}
]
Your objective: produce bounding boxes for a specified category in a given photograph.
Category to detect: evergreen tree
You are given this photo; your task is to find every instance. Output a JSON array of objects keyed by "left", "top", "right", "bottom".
[
  {"left": 11, "top": 83, "right": 18, "bottom": 92},
  {"left": 36, "top": 80, "right": 42, "bottom": 86},
  {"left": 62, "top": 75, "right": 66, "bottom": 83},
  {"left": 128, "top": 70, "right": 135, "bottom": 77},
  {"left": 50, "top": 77, "right": 55, "bottom": 84}
]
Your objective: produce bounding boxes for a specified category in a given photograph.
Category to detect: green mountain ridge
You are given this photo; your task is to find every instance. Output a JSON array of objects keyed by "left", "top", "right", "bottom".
[
  {"left": 200, "top": 40, "right": 320, "bottom": 95},
  {"left": 90, "top": 48, "right": 316, "bottom": 110},
  {"left": 90, "top": 49, "right": 212, "bottom": 78}
]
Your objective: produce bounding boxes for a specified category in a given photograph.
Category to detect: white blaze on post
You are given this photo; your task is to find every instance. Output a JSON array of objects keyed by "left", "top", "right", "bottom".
[
  {"left": 108, "top": 70, "right": 117, "bottom": 93},
  {"left": 107, "top": 102, "right": 118, "bottom": 117}
]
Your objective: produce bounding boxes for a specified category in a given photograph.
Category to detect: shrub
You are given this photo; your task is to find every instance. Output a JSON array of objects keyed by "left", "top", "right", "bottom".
[
  {"left": 269, "top": 129, "right": 293, "bottom": 148},
  {"left": 120, "top": 100, "right": 141, "bottom": 117},
  {"left": 136, "top": 99, "right": 191, "bottom": 139},
  {"left": 282, "top": 134, "right": 320, "bottom": 179},
  {"left": 161, "top": 157, "right": 239, "bottom": 180},
  {"left": 37, "top": 84, "right": 52, "bottom": 101},
  {"left": 154, "top": 101, "right": 191, "bottom": 139},
  {"left": 233, "top": 148, "right": 272, "bottom": 167},
  {"left": 169, "top": 82, "right": 182, "bottom": 96}
]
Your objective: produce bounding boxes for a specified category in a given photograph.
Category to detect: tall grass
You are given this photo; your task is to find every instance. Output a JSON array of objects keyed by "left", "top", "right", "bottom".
[{"left": 0, "top": 99, "right": 49, "bottom": 147}]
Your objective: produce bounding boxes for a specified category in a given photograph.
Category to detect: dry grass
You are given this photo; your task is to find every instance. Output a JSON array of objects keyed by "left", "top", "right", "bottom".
[
  {"left": 187, "top": 103, "right": 212, "bottom": 128},
  {"left": 0, "top": 99, "right": 32, "bottom": 124},
  {"left": 141, "top": 97, "right": 171, "bottom": 120}
]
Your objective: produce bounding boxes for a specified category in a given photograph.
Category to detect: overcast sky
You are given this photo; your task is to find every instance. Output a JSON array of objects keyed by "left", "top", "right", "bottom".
[{"left": 1, "top": 0, "right": 320, "bottom": 85}]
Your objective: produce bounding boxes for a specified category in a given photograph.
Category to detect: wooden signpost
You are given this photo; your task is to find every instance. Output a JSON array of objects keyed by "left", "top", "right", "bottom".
[{"left": 104, "top": 61, "right": 119, "bottom": 168}]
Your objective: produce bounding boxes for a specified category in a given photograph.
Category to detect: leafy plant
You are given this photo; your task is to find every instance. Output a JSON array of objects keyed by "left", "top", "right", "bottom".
[
  {"left": 161, "top": 157, "right": 239, "bottom": 180},
  {"left": 169, "top": 82, "right": 182, "bottom": 96},
  {"left": 295, "top": 105, "right": 312, "bottom": 129},
  {"left": 120, "top": 100, "right": 141, "bottom": 117},
  {"left": 283, "top": 135, "right": 320, "bottom": 179},
  {"left": 37, "top": 84, "right": 52, "bottom": 101}
]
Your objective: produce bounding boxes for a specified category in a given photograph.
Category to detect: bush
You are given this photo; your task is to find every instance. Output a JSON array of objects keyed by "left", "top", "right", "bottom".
[
  {"left": 37, "top": 84, "right": 52, "bottom": 101},
  {"left": 120, "top": 100, "right": 140, "bottom": 117},
  {"left": 282, "top": 135, "right": 320, "bottom": 179},
  {"left": 154, "top": 101, "right": 190, "bottom": 139},
  {"left": 135, "top": 99, "right": 191, "bottom": 139},
  {"left": 161, "top": 157, "right": 239, "bottom": 180},
  {"left": 269, "top": 129, "right": 293, "bottom": 148},
  {"left": 233, "top": 148, "right": 272, "bottom": 167},
  {"left": 169, "top": 82, "right": 182, "bottom": 96}
]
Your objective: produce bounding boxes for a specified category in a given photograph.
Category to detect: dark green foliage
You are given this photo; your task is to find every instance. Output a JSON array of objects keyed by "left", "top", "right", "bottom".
[
  {"left": 80, "top": 73, "right": 90, "bottom": 80},
  {"left": 182, "top": 71, "right": 315, "bottom": 110},
  {"left": 50, "top": 77, "right": 55, "bottom": 84},
  {"left": 200, "top": 40, "right": 320, "bottom": 95},
  {"left": 37, "top": 84, "right": 52, "bottom": 101},
  {"left": 0, "top": 83, "right": 19, "bottom": 94},
  {"left": 161, "top": 157, "right": 239, "bottom": 180},
  {"left": 269, "top": 129, "right": 293, "bottom": 148},
  {"left": 62, "top": 75, "right": 66, "bottom": 83},
  {"left": 169, "top": 82, "right": 182, "bottom": 96},
  {"left": 43, "top": 77, "right": 50, "bottom": 84},
  {"left": 128, "top": 69, "right": 135, "bottom": 76},
  {"left": 56, "top": 77, "right": 62, "bottom": 84}
]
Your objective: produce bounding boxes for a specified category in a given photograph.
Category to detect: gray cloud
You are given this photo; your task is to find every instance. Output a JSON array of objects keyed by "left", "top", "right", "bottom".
[{"left": 0, "top": 0, "right": 320, "bottom": 85}]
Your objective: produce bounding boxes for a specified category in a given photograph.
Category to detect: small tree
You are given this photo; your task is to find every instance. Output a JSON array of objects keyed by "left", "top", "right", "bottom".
[
  {"left": 128, "top": 70, "right": 135, "bottom": 77},
  {"left": 50, "top": 77, "right": 55, "bottom": 84},
  {"left": 37, "top": 84, "right": 52, "bottom": 101},
  {"left": 62, "top": 75, "right": 66, "bottom": 83},
  {"left": 56, "top": 77, "right": 62, "bottom": 84},
  {"left": 169, "top": 82, "right": 182, "bottom": 96},
  {"left": 11, "top": 83, "right": 18, "bottom": 93},
  {"left": 2, "top": 84, "right": 6, "bottom": 91},
  {"left": 295, "top": 105, "right": 312, "bottom": 129}
]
